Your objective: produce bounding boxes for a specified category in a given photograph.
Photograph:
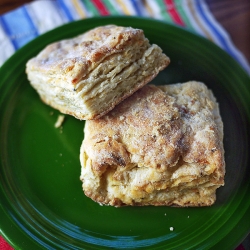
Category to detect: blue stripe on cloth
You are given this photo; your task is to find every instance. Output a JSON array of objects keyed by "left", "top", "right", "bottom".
[
  {"left": 0, "top": 7, "right": 38, "bottom": 50},
  {"left": 130, "top": 0, "right": 143, "bottom": 16},
  {"left": 197, "top": 1, "right": 250, "bottom": 74},
  {"left": 196, "top": 2, "right": 248, "bottom": 65},
  {"left": 0, "top": 16, "right": 18, "bottom": 49},
  {"left": 195, "top": 1, "right": 236, "bottom": 58},
  {"left": 57, "top": 0, "right": 74, "bottom": 21}
]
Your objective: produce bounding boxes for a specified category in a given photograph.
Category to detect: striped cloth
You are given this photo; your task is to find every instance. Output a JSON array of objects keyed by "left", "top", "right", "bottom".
[{"left": 0, "top": 0, "right": 249, "bottom": 75}]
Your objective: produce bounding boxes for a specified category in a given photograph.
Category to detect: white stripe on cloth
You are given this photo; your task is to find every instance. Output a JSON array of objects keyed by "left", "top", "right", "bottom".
[
  {"left": 0, "top": 25, "right": 15, "bottom": 66},
  {"left": 26, "top": 1, "right": 68, "bottom": 34},
  {"left": 182, "top": 0, "right": 209, "bottom": 37},
  {"left": 61, "top": 0, "right": 82, "bottom": 20},
  {"left": 144, "top": 0, "right": 165, "bottom": 20}
]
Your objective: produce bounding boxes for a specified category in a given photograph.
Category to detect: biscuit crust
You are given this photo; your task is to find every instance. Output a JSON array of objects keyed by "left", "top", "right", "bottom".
[
  {"left": 80, "top": 81, "right": 225, "bottom": 207},
  {"left": 26, "top": 25, "right": 170, "bottom": 120}
]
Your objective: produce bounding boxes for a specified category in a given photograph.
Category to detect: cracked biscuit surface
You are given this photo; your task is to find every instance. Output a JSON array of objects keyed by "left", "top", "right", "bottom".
[
  {"left": 80, "top": 81, "right": 225, "bottom": 207},
  {"left": 26, "top": 25, "right": 170, "bottom": 120}
]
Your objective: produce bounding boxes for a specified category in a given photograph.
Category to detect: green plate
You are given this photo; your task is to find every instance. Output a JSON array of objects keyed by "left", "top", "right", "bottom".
[{"left": 0, "top": 16, "right": 249, "bottom": 250}]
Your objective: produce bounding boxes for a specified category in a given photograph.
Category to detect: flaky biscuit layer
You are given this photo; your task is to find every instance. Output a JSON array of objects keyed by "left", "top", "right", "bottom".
[{"left": 26, "top": 25, "right": 170, "bottom": 120}]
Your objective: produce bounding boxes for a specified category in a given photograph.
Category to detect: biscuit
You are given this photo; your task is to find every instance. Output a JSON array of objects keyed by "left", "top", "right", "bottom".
[
  {"left": 80, "top": 81, "right": 225, "bottom": 207},
  {"left": 26, "top": 25, "right": 170, "bottom": 120}
]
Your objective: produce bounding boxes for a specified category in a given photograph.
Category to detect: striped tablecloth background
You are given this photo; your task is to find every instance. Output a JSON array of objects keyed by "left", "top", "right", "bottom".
[
  {"left": 0, "top": 0, "right": 249, "bottom": 74},
  {"left": 0, "top": 1, "right": 249, "bottom": 250}
]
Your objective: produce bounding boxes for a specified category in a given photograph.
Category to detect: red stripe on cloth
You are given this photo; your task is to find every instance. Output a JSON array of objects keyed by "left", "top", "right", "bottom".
[
  {"left": 0, "top": 236, "right": 14, "bottom": 250},
  {"left": 91, "top": 0, "right": 110, "bottom": 16},
  {"left": 164, "top": 0, "right": 185, "bottom": 26},
  {"left": 235, "top": 244, "right": 245, "bottom": 250}
]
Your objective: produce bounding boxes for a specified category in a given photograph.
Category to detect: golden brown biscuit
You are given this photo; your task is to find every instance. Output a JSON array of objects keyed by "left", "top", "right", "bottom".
[
  {"left": 26, "top": 25, "right": 170, "bottom": 120},
  {"left": 80, "top": 81, "right": 225, "bottom": 207}
]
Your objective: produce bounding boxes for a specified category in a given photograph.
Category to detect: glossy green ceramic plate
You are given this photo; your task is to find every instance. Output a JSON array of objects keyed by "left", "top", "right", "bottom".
[{"left": 0, "top": 17, "right": 249, "bottom": 250}]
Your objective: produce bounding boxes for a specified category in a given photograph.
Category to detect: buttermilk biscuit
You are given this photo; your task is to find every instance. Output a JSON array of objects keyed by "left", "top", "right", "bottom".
[
  {"left": 80, "top": 81, "right": 225, "bottom": 207},
  {"left": 26, "top": 25, "right": 170, "bottom": 120}
]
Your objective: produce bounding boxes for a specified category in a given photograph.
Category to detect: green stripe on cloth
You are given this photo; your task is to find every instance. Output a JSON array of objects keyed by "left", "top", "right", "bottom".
[
  {"left": 103, "top": 0, "right": 121, "bottom": 15},
  {"left": 81, "top": 0, "right": 100, "bottom": 16},
  {"left": 155, "top": 0, "right": 173, "bottom": 23},
  {"left": 175, "top": 0, "right": 194, "bottom": 30}
]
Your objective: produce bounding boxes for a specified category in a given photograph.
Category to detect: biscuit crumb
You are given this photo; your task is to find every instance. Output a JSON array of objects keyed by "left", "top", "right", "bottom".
[{"left": 54, "top": 115, "right": 65, "bottom": 128}]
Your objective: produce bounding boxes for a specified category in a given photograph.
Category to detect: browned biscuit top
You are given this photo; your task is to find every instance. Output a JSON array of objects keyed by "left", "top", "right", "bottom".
[
  {"left": 26, "top": 25, "right": 148, "bottom": 84},
  {"left": 84, "top": 83, "right": 224, "bottom": 176}
]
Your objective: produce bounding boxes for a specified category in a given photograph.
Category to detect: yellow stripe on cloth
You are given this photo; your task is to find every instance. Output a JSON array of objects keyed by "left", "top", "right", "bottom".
[
  {"left": 72, "top": 0, "right": 87, "bottom": 18},
  {"left": 115, "top": 0, "right": 132, "bottom": 15},
  {"left": 187, "top": 0, "right": 214, "bottom": 42},
  {"left": 144, "top": 0, "right": 154, "bottom": 17}
]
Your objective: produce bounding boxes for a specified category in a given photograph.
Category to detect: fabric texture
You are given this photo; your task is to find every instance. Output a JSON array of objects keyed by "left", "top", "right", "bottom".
[
  {"left": 0, "top": 0, "right": 249, "bottom": 74},
  {"left": 0, "top": 237, "right": 13, "bottom": 250}
]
